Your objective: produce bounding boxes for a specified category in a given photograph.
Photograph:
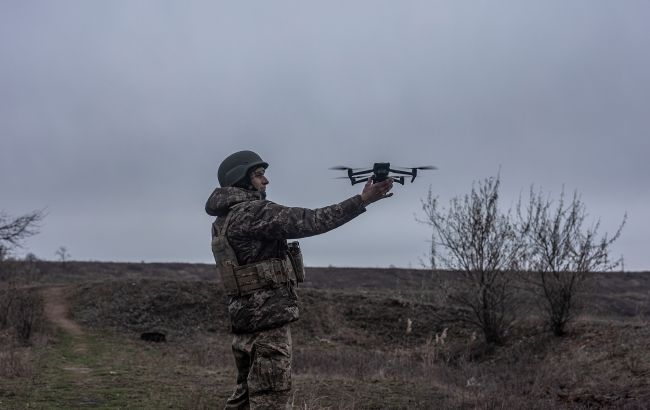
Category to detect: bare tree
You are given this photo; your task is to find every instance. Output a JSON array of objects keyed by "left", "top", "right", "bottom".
[
  {"left": 0, "top": 210, "right": 45, "bottom": 262},
  {"left": 420, "top": 175, "right": 526, "bottom": 345},
  {"left": 55, "top": 246, "right": 70, "bottom": 263},
  {"left": 518, "top": 188, "right": 626, "bottom": 336}
]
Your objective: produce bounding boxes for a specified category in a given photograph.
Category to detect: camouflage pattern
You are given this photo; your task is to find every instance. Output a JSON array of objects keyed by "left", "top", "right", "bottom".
[
  {"left": 225, "top": 324, "right": 292, "bottom": 410},
  {"left": 206, "top": 186, "right": 366, "bottom": 334},
  {"left": 228, "top": 286, "right": 299, "bottom": 334},
  {"left": 206, "top": 186, "right": 365, "bottom": 408}
]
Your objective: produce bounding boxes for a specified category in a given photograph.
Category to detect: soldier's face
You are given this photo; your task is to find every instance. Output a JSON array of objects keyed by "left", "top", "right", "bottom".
[{"left": 249, "top": 167, "right": 268, "bottom": 192}]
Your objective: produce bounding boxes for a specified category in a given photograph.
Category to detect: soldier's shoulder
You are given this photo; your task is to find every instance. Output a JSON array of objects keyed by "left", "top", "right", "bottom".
[
  {"left": 233, "top": 198, "right": 276, "bottom": 210},
  {"left": 229, "top": 199, "right": 279, "bottom": 220}
]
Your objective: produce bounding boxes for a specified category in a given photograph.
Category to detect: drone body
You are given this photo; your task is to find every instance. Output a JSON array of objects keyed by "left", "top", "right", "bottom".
[{"left": 331, "top": 163, "right": 436, "bottom": 185}]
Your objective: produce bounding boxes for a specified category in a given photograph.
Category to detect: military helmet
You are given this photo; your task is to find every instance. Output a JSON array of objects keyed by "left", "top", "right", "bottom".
[{"left": 218, "top": 150, "right": 269, "bottom": 187}]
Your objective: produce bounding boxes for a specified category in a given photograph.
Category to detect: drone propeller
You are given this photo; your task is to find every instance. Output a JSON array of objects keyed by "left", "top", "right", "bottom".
[
  {"left": 329, "top": 166, "right": 362, "bottom": 171},
  {"left": 394, "top": 165, "right": 438, "bottom": 171}
]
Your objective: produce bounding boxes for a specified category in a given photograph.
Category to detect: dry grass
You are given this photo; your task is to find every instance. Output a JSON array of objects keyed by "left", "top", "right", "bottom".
[
  {"left": 0, "top": 289, "right": 51, "bottom": 405},
  {"left": 0, "top": 266, "right": 648, "bottom": 409},
  {"left": 0, "top": 344, "right": 33, "bottom": 379},
  {"left": 0, "top": 285, "right": 46, "bottom": 344},
  {"left": 0, "top": 284, "right": 47, "bottom": 383}
]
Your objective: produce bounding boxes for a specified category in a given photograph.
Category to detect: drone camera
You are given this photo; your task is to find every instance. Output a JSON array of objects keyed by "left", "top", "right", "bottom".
[{"left": 372, "top": 163, "right": 391, "bottom": 182}]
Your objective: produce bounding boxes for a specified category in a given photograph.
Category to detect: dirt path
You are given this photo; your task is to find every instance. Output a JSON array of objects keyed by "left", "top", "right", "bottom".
[
  {"left": 41, "top": 285, "right": 88, "bottom": 357},
  {"left": 42, "top": 286, "right": 83, "bottom": 335}
]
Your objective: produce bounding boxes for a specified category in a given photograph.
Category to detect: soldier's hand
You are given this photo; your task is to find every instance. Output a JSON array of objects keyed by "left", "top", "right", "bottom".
[{"left": 360, "top": 178, "right": 394, "bottom": 206}]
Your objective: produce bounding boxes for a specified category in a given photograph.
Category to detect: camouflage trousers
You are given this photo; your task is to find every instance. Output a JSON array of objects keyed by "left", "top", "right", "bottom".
[{"left": 225, "top": 324, "right": 292, "bottom": 410}]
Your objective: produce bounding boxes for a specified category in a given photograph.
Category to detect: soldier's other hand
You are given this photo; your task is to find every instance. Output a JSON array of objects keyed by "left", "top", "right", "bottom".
[{"left": 360, "top": 178, "right": 394, "bottom": 206}]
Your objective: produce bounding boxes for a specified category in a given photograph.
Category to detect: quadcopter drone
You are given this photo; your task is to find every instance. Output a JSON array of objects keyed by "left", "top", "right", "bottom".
[{"left": 331, "top": 163, "right": 437, "bottom": 185}]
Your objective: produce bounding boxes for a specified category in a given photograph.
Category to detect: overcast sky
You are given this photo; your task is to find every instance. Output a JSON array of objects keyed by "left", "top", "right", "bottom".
[{"left": 1, "top": 1, "right": 648, "bottom": 270}]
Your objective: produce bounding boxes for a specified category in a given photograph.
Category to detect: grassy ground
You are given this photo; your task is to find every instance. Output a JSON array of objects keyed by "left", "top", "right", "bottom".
[
  {"left": 5, "top": 318, "right": 648, "bottom": 409},
  {"left": 2, "top": 327, "right": 446, "bottom": 409},
  {"left": 1, "top": 266, "right": 649, "bottom": 409},
  {"left": 2, "top": 329, "right": 233, "bottom": 409}
]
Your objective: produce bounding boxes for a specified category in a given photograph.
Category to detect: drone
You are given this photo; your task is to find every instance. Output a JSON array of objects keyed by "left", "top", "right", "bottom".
[{"left": 331, "top": 163, "right": 437, "bottom": 185}]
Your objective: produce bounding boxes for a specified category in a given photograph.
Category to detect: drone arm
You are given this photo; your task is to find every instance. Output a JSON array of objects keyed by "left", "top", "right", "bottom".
[
  {"left": 350, "top": 169, "right": 373, "bottom": 177},
  {"left": 388, "top": 168, "right": 414, "bottom": 177}
]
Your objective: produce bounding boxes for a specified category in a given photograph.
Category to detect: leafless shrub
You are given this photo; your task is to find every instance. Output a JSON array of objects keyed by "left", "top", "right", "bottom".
[
  {"left": 420, "top": 175, "right": 526, "bottom": 345},
  {"left": 518, "top": 188, "right": 626, "bottom": 336},
  {"left": 0, "top": 286, "right": 45, "bottom": 345}
]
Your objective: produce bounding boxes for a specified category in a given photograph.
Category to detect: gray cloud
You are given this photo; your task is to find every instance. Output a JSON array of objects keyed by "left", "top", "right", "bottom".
[{"left": 1, "top": 1, "right": 648, "bottom": 269}]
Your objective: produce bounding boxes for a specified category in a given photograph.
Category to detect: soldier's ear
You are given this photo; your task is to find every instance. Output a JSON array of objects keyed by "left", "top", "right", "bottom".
[{"left": 233, "top": 176, "right": 252, "bottom": 189}]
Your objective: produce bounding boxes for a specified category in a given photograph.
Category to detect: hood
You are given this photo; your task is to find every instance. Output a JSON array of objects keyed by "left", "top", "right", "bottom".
[{"left": 205, "top": 186, "right": 265, "bottom": 217}]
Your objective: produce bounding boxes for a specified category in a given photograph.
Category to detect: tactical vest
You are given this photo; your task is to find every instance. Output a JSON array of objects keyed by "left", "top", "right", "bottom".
[{"left": 211, "top": 207, "right": 304, "bottom": 297}]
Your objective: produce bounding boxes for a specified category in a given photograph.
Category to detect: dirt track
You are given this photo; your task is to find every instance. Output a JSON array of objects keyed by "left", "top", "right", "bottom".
[
  {"left": 41, "top": 286, "right": 87, "bottom": 357},
  {"left": 42, "top": 286, "right": 83, "bottom": 335}
]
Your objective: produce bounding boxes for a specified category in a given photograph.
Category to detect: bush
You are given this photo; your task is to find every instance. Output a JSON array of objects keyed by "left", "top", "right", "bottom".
[
  {"left": 420, "top": 175, "right": 525, "bottom": 344},
  {"left": 518, "top": 188, "right": 625, "bottom": 336},
  {"left": 0, "top": 286, "right": 45, "bottom": 345},
  {"left": 420, "top": 173, "right": 627, "bottom": 342}
]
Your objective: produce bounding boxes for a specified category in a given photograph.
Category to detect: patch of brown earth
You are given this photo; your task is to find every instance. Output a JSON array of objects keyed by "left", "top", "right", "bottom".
[{"left": 41, "top": 286, "right": 87, "bottom": 356}]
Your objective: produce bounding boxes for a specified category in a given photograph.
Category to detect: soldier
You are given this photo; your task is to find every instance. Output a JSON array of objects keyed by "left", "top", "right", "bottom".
[{"left": 206, "top": 150, "right": 393, "bottom": 409}]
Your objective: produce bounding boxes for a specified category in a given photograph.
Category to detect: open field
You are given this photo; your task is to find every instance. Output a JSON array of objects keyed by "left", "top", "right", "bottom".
[{"left": 1, "top": 262, "right": 649, "bottom": 409}]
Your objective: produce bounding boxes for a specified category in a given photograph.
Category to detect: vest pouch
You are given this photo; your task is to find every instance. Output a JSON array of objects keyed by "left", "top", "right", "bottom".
[
  {"left": 287, "top": 241, "right": 305, "bottom": 283},
  {"left": 212, "top": 233, "right": 240, "bottom": 295}
]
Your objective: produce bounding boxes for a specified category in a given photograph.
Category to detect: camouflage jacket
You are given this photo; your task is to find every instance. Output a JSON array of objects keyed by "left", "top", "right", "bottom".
[{"left": 206, "top": 187, "right": 366, "bottom": 334}]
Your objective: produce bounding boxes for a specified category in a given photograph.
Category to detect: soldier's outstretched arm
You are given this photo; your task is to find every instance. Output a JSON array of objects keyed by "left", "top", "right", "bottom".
[{"left": 234, "top": 178, "right": 394, "bottom": 240}]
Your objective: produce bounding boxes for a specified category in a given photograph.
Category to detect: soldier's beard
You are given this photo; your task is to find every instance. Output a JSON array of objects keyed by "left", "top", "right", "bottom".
[
  {"left": 248, "top": 184, "right": 266, "bottom": 199},
  {"left": 247, "top": 185, "right": 265, "bottom": 199}
]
